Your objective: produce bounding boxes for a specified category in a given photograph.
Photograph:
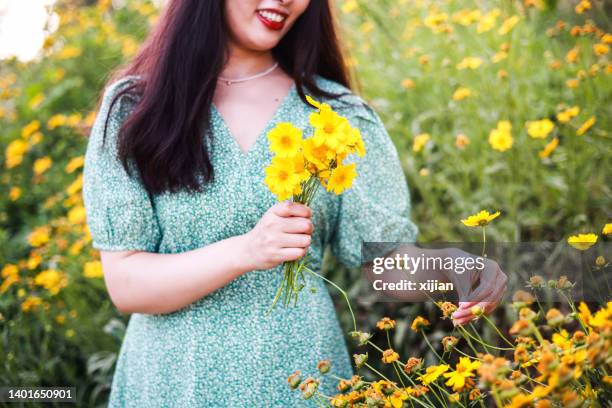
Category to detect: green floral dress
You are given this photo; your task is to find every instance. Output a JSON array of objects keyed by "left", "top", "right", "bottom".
[{"left": 82, "top": 74, "right": 419, "bottom": 407}]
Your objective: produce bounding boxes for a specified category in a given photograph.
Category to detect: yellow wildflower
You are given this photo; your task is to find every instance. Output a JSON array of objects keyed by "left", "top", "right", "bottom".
[
  {"left": 28, "top": 226, "right": 51, "bottom": 247},
  {"left": 34, "top": 269, "right": 68, "bottom": 295},
  {"left": 452, "top": 87, "right": 471, "bottom": 100},
  {"left": 576, "top": 116, "right": 595, "bottom": 136},
  {"left": 413, "top": 133, "right": 430, "bottom": 152},
  {"left": 418, "top": 365, "right": 450, "bottom": 385},
  {"left": 603, "top": 223, "right": 612, "bottom": 235},
  {"left": 9, "top": 187, "right": 21, "bottom": 201},
  {"left": 538, "top": 137, "right": 559, "bottom": 158},
  {"left": 33, "top": 157, "right": 53, "bottom": 175},
  {"left": 264, "top": 156, "right": 304, "bottom": 201},
  {"left": 593, "top": 43, "right": 609, "bottom": 56},
  {"left": 526, "top": 119, "right": 554, "bottom": 139},
  {"left": 22, "top": 296, "right": 43, "bottom": 312},
  {"left": 455, "top": 133, "right": 470, "bottom": 149},
  {"left": 567, "top": 233, "right": 598, "bottom": 250},
  {"left": 411, "top": 316, "right": 430, "bottom": 332},
  {"left": 268, "top": 122, "right": 303, "bottom": 158},
  {"left": 65, "top": 156, "right": 84, "bottom": 173},
  {"left": 498, "top": 15, "right": 520, "bottom": 35},
  {"left": 5, "top": 139, "right": 29, "bottom": 168},
  {"left": 457, "top": 56, "right": 483, "bottom": 70},
  {"left": 575, "top": 0, "right": 591, "bottom": 13},
  {"left": 326, "top": 163, "right": 357, "bottom": 195},
  {"left": 556, "top": 106, "right": 580, "bottom": 123},
  {"left": 382, "top": 349, "right": 400, "bottom": 364},
  {"left": 443, "top": 357, "right": 481, "bottom": 391},
  {"left": 461, "top": 210, "right": 500, "bottom": 227}
]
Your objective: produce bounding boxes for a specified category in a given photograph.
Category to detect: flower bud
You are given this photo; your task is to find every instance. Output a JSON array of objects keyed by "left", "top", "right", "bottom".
[
  {"left": 350, "top": 331, "right": 372, "bottom": 346},
  {"left": 471, "top": 305, "right": 484, "bottom": 316},
  {"left": 545, "top": 308, "right": 564, "bottom": 327},
  {"left": 403, "top": 357, "right": 423, "bottom": 374},
  {"left": 595, "top": 255, "right": 605, "bottom": 266},
  {"left": 317, "top": 359, "right": 331, "bottom": 374},
  {"left": 353, "top": 353, "right": 368, "bottom": 369},
  {"left": 442, "top": 336, "right": 459, "bottom": 352},
  {"left": 528, "top": 275, "right": 545, "bottom": 289},
  {"left": 376, "top": 317, "right": 396, "bottom": 331},
  {"left": 287, "top": 370, "right": 302, "bottom": 389},
  {"left": 299, "top": 378, "right": 319, "bottom": 400}
]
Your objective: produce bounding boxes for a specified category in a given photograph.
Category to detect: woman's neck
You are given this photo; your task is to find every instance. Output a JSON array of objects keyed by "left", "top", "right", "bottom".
[{"left": 220, "top": 43, "right": 277, "bottom": 79}]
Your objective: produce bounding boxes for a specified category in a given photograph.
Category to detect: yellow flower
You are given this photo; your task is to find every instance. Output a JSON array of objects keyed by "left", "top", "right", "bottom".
[
  {"left": 68, "top": 205, "right": 86, "bottom": 224},
  {"left": 21, "top": 296, "right": 43, "bottom": 312},
  {"left": 567, "top": 233, "right": 598, "bottom": 250},
  {"left": 603, "top": 223, "right": 612, "bottom": 235},
  {"left": 401, "top": 79, "right": 415, "bottom": 89},
  {"left": 498, "top": 15, "right": 520, "bottom": 35},
  {"left": 576, "top": 116, "right": 595, "bottom": 136},
  {"left": 376, "top": 317, "right": 396, "bottom": 330},
  {"left": 34, "top": 269, "right": 68, "bottom": 295},
  {"left": 264, "top": 156, "right": 306, "bottom": 201},
  {"left": 418, "top": 364, "right": 449, "bottom": 385},
  {"left": 526, "top": 119, "right": 554, "bottom": 139},
  {"left": 413, "top": 133, "right": 430, "bottom": 152},
  {"left": 382, "top": 349, "right": 400, "bottom": 364},
  {"left": 268, "top": 122, "right": 303, "bottom": 158},
  {"left": 556, "top": 106, "right": 580, "bottom": 123},
  {"left": 461, "top": 210, "right": 501, "bottom": 227},
  {"left": 47, "top": 114, "right": 67, "bottom": 130},
  {"left": 411, "top": 316, "right": 430, "bottom": 332},
  {"left": 326, "top": 163, "right": 357, "bottom": 195},
  {"left": 5, "top": 139, "right": 29, "bottom": 168},
  {"left": 309, "top": 105, "right": 351, "bottom": 152},
  {"left": 565, "top": 47, "right": 579, "bottom": 63},
  {"left": 443, "top": 357, "right": 481, "bottom": 391},
  {"left": 28, "top": 226, "right": 51, "bottom": 247},
  {"left": 477, "top": 9, "right": 500, "bottom": 33},
  {"left": 33, "top": 157, "right": 53, "bottom": 175},
  {"left": 593, "top": 43, "right": 609, "bottom": 56},
  {"left": 457, "top": 57, "right": 483, "bottom": 70},
  {"left": 22, "top": 120, "right": 41, "bottom": 138},
  {"left": 575, "top": 0, "right": 591, "bottom": 13},
  {"left": 303, "top": 137, "right": 334, "bottom": 171},
  {"left": 341, "top": 0, "right": 358, "bottom": 14},
  {"left": 65, "top": 156, "right": 84, "bottom": 173},
  {"left": 452, "top": 87, "right": 471, "bottom": 101},
  {"left": 9, "top": 187, "right": 21, "bottom": 201},
  {"left": 455, "top": 133, "right": 470, "bottom": 149},
  {"left": 28, "top": 93, "right": 45, "bottom": 109},
  {"left": 83, "top": 261, "right": 104, "bottom": 279},
  {"left": 538, "top": 137, "right": 559, "bottom": 158},
  {"left": 566, "top": 78, "right": 579, "bottom": 88},
  {"left": 489, "top": 121, "right": 513, "bottom": 152}
]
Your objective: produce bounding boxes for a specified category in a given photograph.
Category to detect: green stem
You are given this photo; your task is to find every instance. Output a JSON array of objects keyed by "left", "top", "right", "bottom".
[{"left": 303, "top": 266, "right": 357, "bottom": 332}]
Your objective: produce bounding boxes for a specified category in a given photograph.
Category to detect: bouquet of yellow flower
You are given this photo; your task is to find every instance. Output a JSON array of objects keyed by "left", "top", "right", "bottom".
[{"left": 264, "top": 95, "right": 366, "bottom": 309}]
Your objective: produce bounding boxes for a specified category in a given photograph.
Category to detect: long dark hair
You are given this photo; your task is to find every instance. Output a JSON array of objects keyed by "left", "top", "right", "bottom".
[{"left": 98, "top": 0, "right": 354, "bottom": 196}]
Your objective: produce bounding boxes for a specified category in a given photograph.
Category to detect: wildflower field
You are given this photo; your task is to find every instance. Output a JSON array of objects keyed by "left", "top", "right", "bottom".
[{"left": 0, "top": 0, "right": 610, "bottom": 406}]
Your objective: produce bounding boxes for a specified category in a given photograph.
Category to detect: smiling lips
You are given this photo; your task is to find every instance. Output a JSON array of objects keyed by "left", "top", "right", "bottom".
[{"left": 256, "top": 9, "right": 288, "bottom": 31}]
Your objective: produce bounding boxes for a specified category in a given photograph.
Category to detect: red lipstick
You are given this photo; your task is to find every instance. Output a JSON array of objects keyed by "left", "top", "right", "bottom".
[{"left": 256, "top": 9, "right": 288, "bottom": 31}]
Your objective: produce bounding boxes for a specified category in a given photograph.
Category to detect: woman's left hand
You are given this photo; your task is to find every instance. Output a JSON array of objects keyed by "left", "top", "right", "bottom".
[{"left": 443, "top": 248, "right": 508, "bottom": 326}]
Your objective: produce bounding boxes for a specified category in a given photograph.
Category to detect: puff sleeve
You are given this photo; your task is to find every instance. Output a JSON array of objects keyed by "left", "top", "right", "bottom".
[
  {"left": 329, "top": 99, "right": 419, "bottom": 269},
  {"left": 82, "top": 76, "right": 162, "bottom": 252}
]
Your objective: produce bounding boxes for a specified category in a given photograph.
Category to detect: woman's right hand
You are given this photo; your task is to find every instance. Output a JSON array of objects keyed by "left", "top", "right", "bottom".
[{"left": 241, "top": 201, "right": 313, "bottom": 271}]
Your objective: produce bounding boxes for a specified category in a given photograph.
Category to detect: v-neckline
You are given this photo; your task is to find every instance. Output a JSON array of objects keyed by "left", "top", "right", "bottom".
[{"left": 211, "top": 82, "right": 297, "bottom": 157}]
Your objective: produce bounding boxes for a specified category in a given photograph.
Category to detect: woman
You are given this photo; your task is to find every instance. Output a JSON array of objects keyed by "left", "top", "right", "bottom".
[{"left": 82, "top": 0, "right": 506, "bottom": 406}]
